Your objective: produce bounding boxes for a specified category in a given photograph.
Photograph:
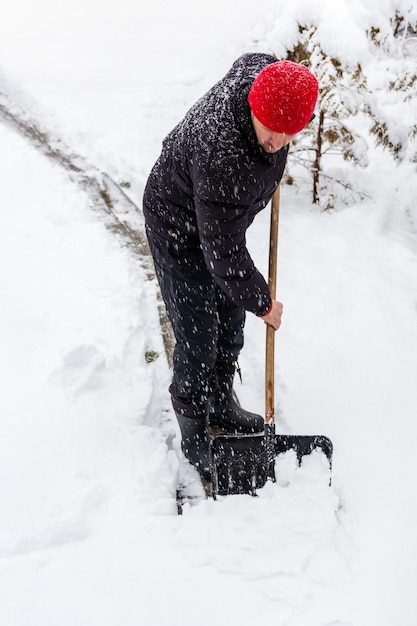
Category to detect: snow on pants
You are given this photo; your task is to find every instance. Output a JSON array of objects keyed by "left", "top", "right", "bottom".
[{"left": 145, "top": 225, "right": 245, "bottom": 404}]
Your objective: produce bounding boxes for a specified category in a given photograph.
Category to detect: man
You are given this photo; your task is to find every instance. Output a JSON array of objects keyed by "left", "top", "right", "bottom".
[{"left": 143, "top": 53, "right": 319, "bottom": 479}]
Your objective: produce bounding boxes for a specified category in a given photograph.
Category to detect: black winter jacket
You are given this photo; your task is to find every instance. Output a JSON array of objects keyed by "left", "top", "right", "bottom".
[{"left": 143, "top": 53, "right": 288, "bottom": 316}]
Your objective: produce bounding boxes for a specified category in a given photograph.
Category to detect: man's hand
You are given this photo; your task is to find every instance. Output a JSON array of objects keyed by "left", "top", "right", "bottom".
[{"left": 259, "top": 300, "right": 283, "bottom": 330}]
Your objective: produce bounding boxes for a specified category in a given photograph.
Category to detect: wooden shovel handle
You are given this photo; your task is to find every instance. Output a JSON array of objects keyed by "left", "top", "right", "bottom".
[{"left": 265, "top": 186, "right": 280, "bottom": 424}]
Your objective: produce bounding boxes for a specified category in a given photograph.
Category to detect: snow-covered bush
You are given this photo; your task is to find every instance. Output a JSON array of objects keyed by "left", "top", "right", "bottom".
[{"left": 271, "top": 2, "right": 417, "bottom": 208}]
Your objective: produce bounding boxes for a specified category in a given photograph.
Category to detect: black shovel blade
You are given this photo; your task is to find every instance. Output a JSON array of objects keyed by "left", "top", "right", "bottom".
[{"left": 209, "top": 429, "right": 333, "bottom": 497}]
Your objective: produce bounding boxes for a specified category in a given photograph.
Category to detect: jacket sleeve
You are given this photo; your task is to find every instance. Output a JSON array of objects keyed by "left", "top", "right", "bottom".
[{"left": 194, "top": 195, "right": 272, "bottom": 315}]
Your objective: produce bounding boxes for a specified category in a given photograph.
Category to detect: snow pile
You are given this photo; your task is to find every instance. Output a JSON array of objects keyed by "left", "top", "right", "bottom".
[{"left": 178, "top": 452, "right": 347, "bottom": 626}]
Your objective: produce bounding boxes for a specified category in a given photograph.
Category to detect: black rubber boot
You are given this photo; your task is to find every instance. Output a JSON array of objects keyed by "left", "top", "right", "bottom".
[
  {"left": 209, "top": 368, "right": 264, "bottom": 434},
  {"left": 172, "top": 396, "right": 211, "bottom": 480}
]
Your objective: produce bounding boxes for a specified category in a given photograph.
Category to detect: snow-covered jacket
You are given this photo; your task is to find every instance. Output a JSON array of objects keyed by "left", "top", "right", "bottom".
[{"left": 143, "top": 52, "right": 288, "bottom": 316}]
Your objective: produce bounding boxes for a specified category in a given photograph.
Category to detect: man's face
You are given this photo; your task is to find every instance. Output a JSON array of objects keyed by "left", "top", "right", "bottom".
[{"left": 251, "top": 113, "right": 296, "bottom": 154}]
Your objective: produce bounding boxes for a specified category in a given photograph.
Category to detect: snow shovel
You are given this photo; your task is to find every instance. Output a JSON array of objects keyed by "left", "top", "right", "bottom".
[{"left": 209, "top": 186, "right": 333, "bottom": 497}]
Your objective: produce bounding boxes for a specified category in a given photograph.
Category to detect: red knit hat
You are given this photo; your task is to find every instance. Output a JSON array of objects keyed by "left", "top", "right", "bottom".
[{"left": 248, "top": 61, "right": 319, "bottom": 134}]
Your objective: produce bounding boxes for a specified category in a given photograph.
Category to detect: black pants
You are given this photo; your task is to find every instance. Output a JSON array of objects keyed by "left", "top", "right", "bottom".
[{"left": 145, "top": 225, "right": 245, "bottom": 404}]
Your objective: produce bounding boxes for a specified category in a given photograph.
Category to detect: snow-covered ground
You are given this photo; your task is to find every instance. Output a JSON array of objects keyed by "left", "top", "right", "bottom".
[{"left": 1, "top": 1, "right": 417, "bottom": 625}]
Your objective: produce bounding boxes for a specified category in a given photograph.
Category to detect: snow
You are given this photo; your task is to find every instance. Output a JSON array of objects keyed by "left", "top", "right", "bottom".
[{"left": 1, "top": 1, "right": 417, "bottom": 625}]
